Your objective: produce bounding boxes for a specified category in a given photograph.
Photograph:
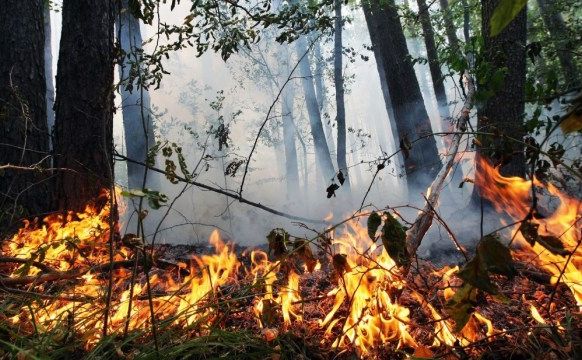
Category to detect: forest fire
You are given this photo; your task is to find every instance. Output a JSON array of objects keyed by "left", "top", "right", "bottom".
[{"left": 0, "top": 161, "right": 580, "bottom": 358}]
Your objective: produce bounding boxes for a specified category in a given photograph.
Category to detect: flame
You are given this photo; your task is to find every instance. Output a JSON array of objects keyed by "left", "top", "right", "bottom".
[
  {"left": 475, "top": 158, "right": 581, "bottom": 307},
  {"left": 3, "top": 162, "right": 579, "bottom": 355},
  {"left": 319, "top": 220, "right": 417, "bottom": 355}
]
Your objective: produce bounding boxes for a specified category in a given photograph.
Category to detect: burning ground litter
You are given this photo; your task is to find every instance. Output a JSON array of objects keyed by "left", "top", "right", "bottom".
[{"left": 0, "top": 160, "right": 580, "bottom": 359}]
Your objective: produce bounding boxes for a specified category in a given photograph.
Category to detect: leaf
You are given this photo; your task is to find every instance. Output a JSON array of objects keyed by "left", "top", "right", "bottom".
[
  {"left": 367, "top": 212, "right": 382, "bottom": 240},
  {"left": 293, "top": 239, "right": 317, "bottom": 272},
  {"left": 267, "top": 229, "right": 289, "bottom": 259},
  {"left": 381, "top": 212, "right": 409, "bottom": 266},
  {"left": 490, "top": 0, "right": 527, "bottom": 37},
  {"left": 560, "top": 111, "right": 582, "bottom": 134},
  {"left": 326, "top": 183, "right": 340, "bottom": 198},
  {"left": 519, "top": 221, "right": 570, "bottom": 255},
  {"left": 332, "top": 254, "right": 351, "bottom": 275},
  {"left": 445, "top": 283, "right": 477, "bottom": 331},
  {"left": 337, "top": 170, "right": 345, "bottom": 185},
  {"left": 477, "top": 234, "right": 516, "bottom": 277},
  {"left": 399, "top": 136, "right": 412, "bottom": 160},
  {"left": 457, "top": 257, "right": 498, "bottom": 294}
]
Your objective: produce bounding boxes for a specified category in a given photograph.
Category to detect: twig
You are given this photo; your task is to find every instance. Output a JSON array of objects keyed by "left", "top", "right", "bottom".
[{"left": 114, "top": 153, "right": 326, "bottom": 224}]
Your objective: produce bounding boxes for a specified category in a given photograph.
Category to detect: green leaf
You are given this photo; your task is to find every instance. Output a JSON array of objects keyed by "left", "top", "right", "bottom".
[
  {"left": 477, "top": 234, "right": 516, "bottom": 277},
  {"left": 367, "top": 212, "right": 382, "bottom": 240},
  {"left": 457, "top": 256, "right": 498, "bottom": 294},
  {"left": 490, "top": 0, "right": 527, "bottom": 37},
  {"left": 445, "top": 283, "right": 477, "bottom": 331},
  {"left": 381, "top": 212, "right": 409, "bottom": 267}
]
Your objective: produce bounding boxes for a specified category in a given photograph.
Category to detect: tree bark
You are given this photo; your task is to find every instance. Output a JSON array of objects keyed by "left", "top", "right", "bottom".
[
  {"left": 296, "top": 36, "right": 336, "bottom": 183},
  {"left": 438, "top": 0, "right": 460, "bottom": 53},
  {"left": 334, "top": 0, "right": 350, "bottom": 190},
  {"left": 473, "top": 0, "right": 527, "bottom": 201},
  {"left": 44, "top": 2, "right": 55, "bottom": 150},
  {"left": 281, "top": 45, "right": 300, "bottom": 196},
  {"left": 0, "top": 0, "right": 50, "bottom": 221},
  {"left": 117, "top": 0, "right": 157, "bottom": 190},
  {"left": 54, "top": 0, "right": 115, "bottom": 211},
  {"left": 536, "top": 0, "right": 580, "bottom": 88},
  {"left": 417, "top": 0, "right": 450, "bottom": 121},
  {"left": 362, "top": 0, "right": 441, "bottom": 191}
]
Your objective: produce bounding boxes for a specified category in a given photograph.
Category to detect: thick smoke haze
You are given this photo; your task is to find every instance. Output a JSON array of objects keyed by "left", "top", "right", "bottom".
[{"left": 46, "top": 1, "right": 577, "bottom": 257}]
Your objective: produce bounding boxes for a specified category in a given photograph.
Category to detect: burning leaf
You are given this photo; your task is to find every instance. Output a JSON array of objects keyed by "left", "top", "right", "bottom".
[
  {"left": 446, "top": 283, "right": 477, "bottom": 331},
  {"left": 381, "top": 212, "right": 409, "bottom": 267},
  {"left": 399, "top": 135, "right": 412, "bottom": 160},
  {"left": 337, "top": 170, "right": 345, "bottom": 185},
  {"left": 367, "top": 212, "right": 382, "bottom": 240},
  {"left": 519, "top": 221, "right": 570, "bottom": 256},
  {"left": 332, "top": 254, "right": 351, "bottom": 275},
  {"left": 267, "top": 229, "right": 289, "bottom": 259},
  {"left": 293, "top": 239, "right": 317, "bottom": 272},
  {"left": 326, "top": 183, "right": 340, "bottom": 198},
  {"left": 121, "top": 233, "right": 143, "bottom": 248}
]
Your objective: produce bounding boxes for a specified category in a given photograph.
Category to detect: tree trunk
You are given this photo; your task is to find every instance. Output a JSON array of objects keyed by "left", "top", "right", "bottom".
[
  {"left": 117, "top": 0, "right": 157, "bottom": 190},
  {"left": 417, "top": 0, "right": 450, "bottom": 121},
  {"left": 281, "top": 45, "right": 300, "bottom": 196},
  {"left": 334, "top": 0, "right": 350, "bottom": 190},
  {"left": 439, "top": 0, "right": 460, "bottom": 53},
  {"left": 0, "top": 0, "right": 50, "bottom": 221},
  {"left": 363, "top": 0, "right": 441, "bottom": 190},
  {"left": 54, "top": 0, "right": 115, "bottom": 211},
  {"left": 296, "top": 36, "right": 336, "bottom": 183},
  {"left": 313, "top": 39, "right": 336, "bottom": 157},
  {"left": 474, "top": 0, "right": 527, "bottom": 201},
  {"left": 44, "top": 3, "right": 55, "bottom": 150},
  {"left": 536, "top": 0, "right": 580, "bottom": 88}
]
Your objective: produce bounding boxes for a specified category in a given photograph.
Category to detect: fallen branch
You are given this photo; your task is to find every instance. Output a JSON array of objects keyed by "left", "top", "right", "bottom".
[{"left": 405, "top": 70, "right": 475, "bottom": 261}]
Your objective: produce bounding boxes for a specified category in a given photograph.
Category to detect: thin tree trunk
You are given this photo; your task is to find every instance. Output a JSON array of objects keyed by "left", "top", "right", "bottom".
[
  {"left": 363, "top": 0, "right": 441, "bottom": 191},
  {"left": 313, "top": 39, "right": 336, "bottom": 156},
  {"left": 0, "top": 0, "right": 50, "bottom": 222},
  {"left": 117, "top": 0, "right": 157, "bottom": 189},
  {"left": 334, "top": 0, "right": 350, "bottom": 190},
  {"left": 296, "top": 36, "right": 336, "bottom": 183},
  {"left": 536, "top": 0, "right": 580, "bottom": 88},
  {"left": 417, "top": 0, "right": 450, "bottom": 121},
  {"left": 44, "top": 3, "right": 55, "bottom": 150},
  {"left": 461, "top": 0, "right": 471, "bottom": 44},
  {"left": 473, "top": 0, "right": 527, "bottom": 203},
  {"left": 281, "top": 44, "right": 300, "bottom": 196},
  {"left": 439, "top": 0, "right": 460, "bottom": 53},
  {"left": 54, "top": 0, "right": 115, "bottom": 211}
]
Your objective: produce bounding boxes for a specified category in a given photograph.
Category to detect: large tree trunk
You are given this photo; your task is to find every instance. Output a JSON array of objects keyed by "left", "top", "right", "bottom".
[
  {"left": 473, "top": 0, "right": 527, "bottom": 201},
  {"left": 363, "top": 0, "right": 441, "bottom": 190},
  {"left": 54, "top": 0, "right": 115, "bottom": 211},
  {"left": 536, "top": 0, "right": 580, "bottom": 88},
  {"left": 334, "top": 0, "right": 350, "bottom": 190},
  {"left": 296, "top": 36, "right": 336, "bottom": 183},
  {"left": 417, "top": 0, "right": 450, "bottom": 121},
  {"left": 44, "top": 3, "right": 55, "bottom": 150},
  {"left": 0, "top": 0, "right": 50, "bottom": 222},
  {"left": 117, "top": 0, "right": 157, "bottom": 189}
]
